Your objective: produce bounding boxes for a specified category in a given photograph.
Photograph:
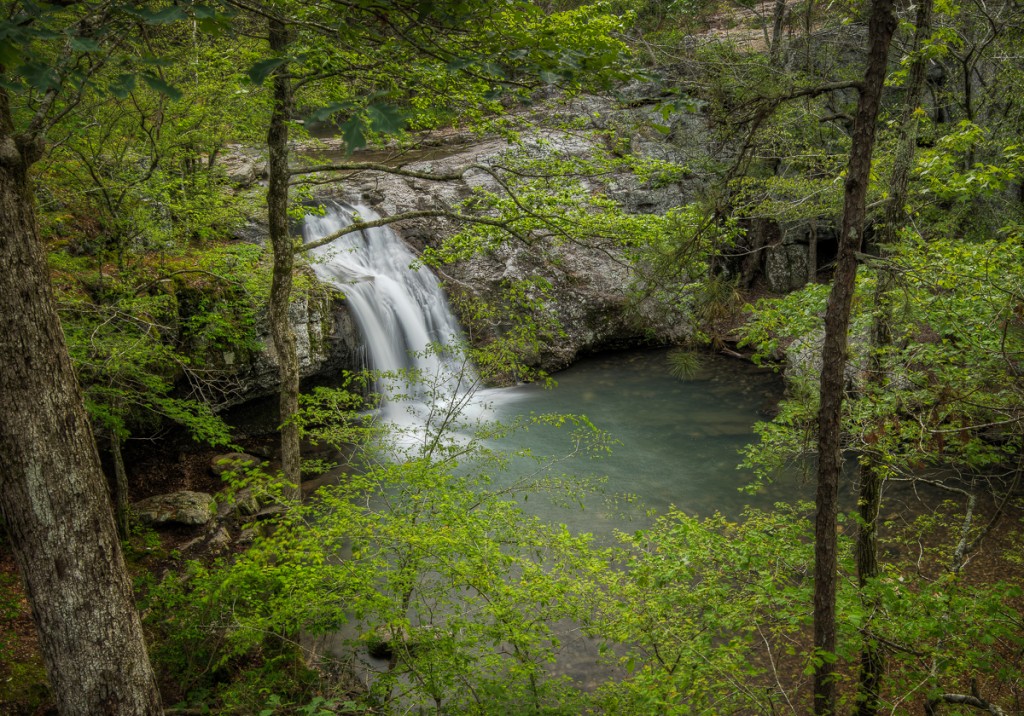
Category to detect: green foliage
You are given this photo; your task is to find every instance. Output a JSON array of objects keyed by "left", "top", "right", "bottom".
[
  {"left": 416, "top": 140, "right": 719, "bottom": 371},
  {"left": 592, "top": 503, "right": 822, "bottom": 713},
  {"left": 49, "top": 240, "right": 270, "bottom": 445},
  {"left": 146, "top": 366, "right": 615, "bottom": 712},
  {"left": 665, "top": 348, "right": 702, "bottom": 379},
  {"left": 742, "top": 227, "right": 1024, "bottom": 481},
  {"left": 739, "top": 281, "right": 831, "bottom": 364},
  {"left": 0, "top": 572, "right": 49, "bottom": 712},
  {"left": 0, "top": 572, "right": 18, "bottom": 666},
  {"left": 587, "top": 502, "right": 1024, "bottom": 713}
]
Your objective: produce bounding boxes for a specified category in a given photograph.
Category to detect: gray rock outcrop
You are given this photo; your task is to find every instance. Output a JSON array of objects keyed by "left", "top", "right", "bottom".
[
  {"left": 133, "top": 490, "right": 216, "bottom": 526},
  {"left": 207, "top": 283, "right": 363, "bottom": 408},
  {"left": 310, "top": 99, "right": 709, "bottom": 374}
]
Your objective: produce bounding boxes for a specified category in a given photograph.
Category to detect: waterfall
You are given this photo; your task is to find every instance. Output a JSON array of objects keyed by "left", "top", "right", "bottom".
[{"left": 302, "top": 202, "right": 475, "bottom": 424}]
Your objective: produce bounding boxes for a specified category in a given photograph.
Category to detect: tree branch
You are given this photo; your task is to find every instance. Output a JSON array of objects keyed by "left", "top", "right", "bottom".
[
  {"left": 925, "top": 693, "right": 1008, "bottom": 716},
  {"left": 288, "top": 160, "right": 482, "bottom": 181},
  {"left": 296, "top": 209, "right": 523, "bottom": 253}
]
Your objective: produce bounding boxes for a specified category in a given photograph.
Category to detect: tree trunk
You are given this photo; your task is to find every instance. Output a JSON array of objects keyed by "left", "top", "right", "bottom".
[
  {"left": 812, "top": 0, "right": 897, "bottom": 713},
  {"left": 266, "top": 19, "right": 301, "bottom": 497},
  {"left": 854, "top": 5, "right": 933, "bottom": 712},
  {"left": 854, "top": 461, "right": 884, "bottom": 716},
  {"left": 770, "top": 0, "right": 788, "bottom": 62},
  {"left": 808, "top": 217, "right": 818, "bottom": 284},
  {"left": 0, "top": 93, "right": 162, "bottom": 716},
  {"left": 878, "top": 0, "right": 933, "bottom": 249},
  {"left": 111, "top": 431, "right": 131, "bottom": 539}
]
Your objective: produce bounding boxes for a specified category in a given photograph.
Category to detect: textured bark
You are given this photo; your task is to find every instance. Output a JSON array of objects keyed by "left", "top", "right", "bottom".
[
  {"left": 855, "top": 3, "right": 933, "bottom": 713},
  {"left": 854, "top": 461, "right": 884, "bottom": 716},
  {"left": 266, "top": 19, "right": 301, "bottom": 496},
  {"left": 0, "top": 92, "right": 162, "bottom": 715},
  {"left": 770, "top": 0, "right": 788, "bottom": 61},
  {"left": 878, "top": 0, "right": 934, "bottom": 249},
  {"left": 112, "top": 431, "right": 131, "bottom": 538},
  {"left": 808, "top": 217, "right": 818, "bottom": 284},
  {"left": 812, "top": 0, "right": 897, "bottom": 712}
]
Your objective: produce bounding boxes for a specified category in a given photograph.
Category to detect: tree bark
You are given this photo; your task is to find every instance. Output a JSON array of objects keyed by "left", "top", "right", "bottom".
[
  {"left": 770, "top": 0, "right": 788, "bottom": 62},
  {"left": 0, "top": 92, "right": 162, "bottom": 715},
  {"left": 111, "top": 431, "right": 131, "bottom": 539},
  {"left": 855, "top": 3, "right": 933, "bottom": 713},
  {"left": 266, "top": 18, "right": 301, "bottom": 497},
  {"left": 808, "top": 217, "right": 818, "bottom": 284},
  {"left": 812, "top": 0, "right": 897, "bottom": 712}
]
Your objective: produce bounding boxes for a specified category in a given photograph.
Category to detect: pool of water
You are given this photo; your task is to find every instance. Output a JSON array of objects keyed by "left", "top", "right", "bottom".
[{"left": 479, "top": 348, "right": 818, "bottom": 537}]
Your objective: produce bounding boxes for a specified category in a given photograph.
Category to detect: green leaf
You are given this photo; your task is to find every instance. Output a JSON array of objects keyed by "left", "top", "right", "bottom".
[
  {"left": 16, "top": 62, "right": 59, "bottom": 91},
  {"left": 141, "top": 73, "right": 182, "bottom": 100},
  {"left": 196, "top": 17, "right": 225, "bottom": 35},
  {"left": 131, "top": 6, "right": 188, "bottom": 24},
  {"left": 108, "top": 73, "right": 136, "bottom": 98},
  {"left": 479, "top": 61, "right": 506, "bottom": 79},
  {"left": 247, "top": 57, "right": 286, "bottom": 85},
  {"left": 306, "top": 102, "right": 350, "bottom": 124},
  {"left": 69, "top": 36, "right": 101, "bottom": 53},
  {"left": 341, "top": 116, "right": 366, "bottom": 152},
  {"left": 139, "top": 54, "right": 174, "bottom": 68},
  {"left": 192, "top": 4, "right": 222, "bottom": 19},
  {"left": 25, "top": 27, "right": 60, "bottom": 41},
  {"left": 367, "top": 103, "right": 405, "bottom": 135},
  {"left": 0, "top": 40, "right": 21, "bottom": 68}
]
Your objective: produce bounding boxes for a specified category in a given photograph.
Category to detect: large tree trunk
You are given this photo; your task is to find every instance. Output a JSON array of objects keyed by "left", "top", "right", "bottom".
[
  {"left": 266, "top": 18, "right": 301, "bottom": 496},
  {"left": 0, "top": 93, "right": 162, "bottom": 715},
  {"left": 855, "top": 4, "right": 933, "bottom": 713},
  {"left": 812, "top": 0, "right": 897, "bottom": 712}
]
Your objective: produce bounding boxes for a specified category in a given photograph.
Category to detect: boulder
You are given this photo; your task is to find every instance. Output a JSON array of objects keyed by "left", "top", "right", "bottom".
[
  {"left": 765, "top": 242, "right": 810, "bottom": 293},
  {"left": 218, "top": 145, "right": 267, "bottom": 187},
  {"left": 133, "top": 491, "right": 216, "bottom": 526},
  {"left": 210, "top": 452, "right": 262, "bottom": 477}
]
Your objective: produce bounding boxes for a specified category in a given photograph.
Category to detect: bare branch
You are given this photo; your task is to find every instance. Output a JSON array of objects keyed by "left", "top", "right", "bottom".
[
  {"left": 925, "top": 693, "right": 1008, "bottom": 716},
  {"left": 288, "top": 160, "right": 481, "bottom": 181},
  {"left": 296, "top": 209, "right": 524, "bottom": 253}
]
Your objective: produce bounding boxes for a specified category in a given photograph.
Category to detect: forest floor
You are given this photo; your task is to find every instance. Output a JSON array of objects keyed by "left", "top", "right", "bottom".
[{"left": 0, "top": 434, "right": 273, "bottom": 715}]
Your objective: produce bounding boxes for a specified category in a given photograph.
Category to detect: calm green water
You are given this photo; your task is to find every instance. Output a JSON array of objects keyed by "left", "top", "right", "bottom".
[{"left": 482, "top": 348, "right": 817, "bottom": 537}]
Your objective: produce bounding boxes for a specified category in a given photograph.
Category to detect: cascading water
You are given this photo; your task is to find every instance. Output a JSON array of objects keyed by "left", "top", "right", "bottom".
[{"left": 302, "top": 201, "right": 475, "bottom": 426}]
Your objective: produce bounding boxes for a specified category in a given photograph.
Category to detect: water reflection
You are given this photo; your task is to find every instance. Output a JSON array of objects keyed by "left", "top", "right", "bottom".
[{"left": 483, "top": 348, "right": 822, "bottom": 537}]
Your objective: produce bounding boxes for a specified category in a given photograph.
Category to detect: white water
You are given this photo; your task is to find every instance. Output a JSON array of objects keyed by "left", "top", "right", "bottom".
[{"left": 302, "top": 202, "right": 483, "bottom": 430}]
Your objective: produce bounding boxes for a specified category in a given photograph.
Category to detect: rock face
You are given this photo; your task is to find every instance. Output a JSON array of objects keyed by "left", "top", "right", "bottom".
[
  {"left": 765, "top": 241, "right": 810, "bottom": 294},
  {"left": 785, "top": 328, "right": 868, "bottom": 389},
  {"left": 444, "top": 240, "right": 689, "bottom": 374},
  {"left": 218, "top": 145, "right": 267, "bottom": 187},
  {"left": 210, "top": 282, "right": 363, "bottom": 408},
  {"left": 133, "top": 490, "right": 216, "bottom": 526},
  {"left": 214, "top": 95, "right": 747, "bottom": 388},
  {"left": 313, "top": 98, "right": 708, "bottom": 374}
]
